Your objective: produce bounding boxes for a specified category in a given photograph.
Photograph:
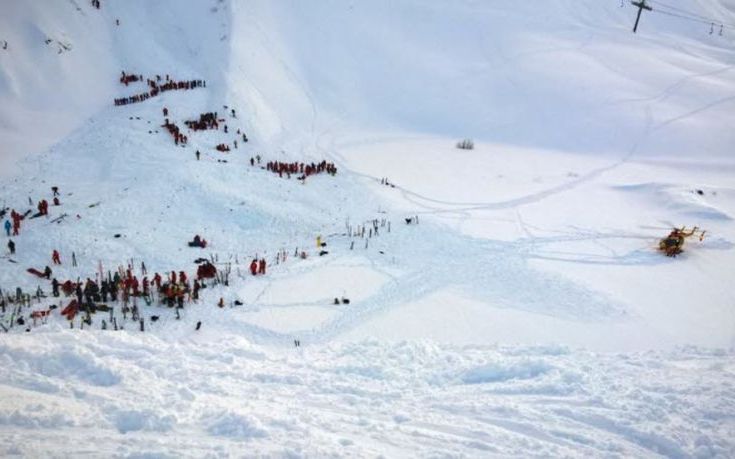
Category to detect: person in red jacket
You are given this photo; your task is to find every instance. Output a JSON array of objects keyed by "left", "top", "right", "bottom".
[
  {"left": 153, "top": 272, "right": 162, "bottom": 290},
  {"left": 249, "top": 259, "right": 258, "bottom": 276},
  {"left": 52, "top": 250, "right": 61, "bottom": 265},
  {"left": 131, "top": 276, "right": 140, "bottom": 296}
]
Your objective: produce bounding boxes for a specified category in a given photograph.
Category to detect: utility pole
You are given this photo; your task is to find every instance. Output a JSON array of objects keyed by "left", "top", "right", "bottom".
[{"left": 631, "top": 0, "right": 652, "bottom": 33}]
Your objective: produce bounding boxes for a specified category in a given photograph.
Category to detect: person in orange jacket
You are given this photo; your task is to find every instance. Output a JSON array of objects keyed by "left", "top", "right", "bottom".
[{"left": 249, "top": 259, "right": 258, "bottom": 276}]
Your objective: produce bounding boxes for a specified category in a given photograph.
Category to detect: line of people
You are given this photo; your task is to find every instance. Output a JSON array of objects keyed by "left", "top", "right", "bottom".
[
  {"left": 163, "top": 119, "right": 187, "bottom": 145},
  {"left": 263, "top": 160, "right": 338, "bottom": 180},
  {"left": 114, "top": 71, "right": 206, "bottom": 106}
]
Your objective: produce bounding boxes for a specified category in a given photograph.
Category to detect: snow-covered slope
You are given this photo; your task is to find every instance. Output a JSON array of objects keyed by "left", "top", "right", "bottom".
[{"left": 1, "top": 0, "right": 734, "bottom": 456}]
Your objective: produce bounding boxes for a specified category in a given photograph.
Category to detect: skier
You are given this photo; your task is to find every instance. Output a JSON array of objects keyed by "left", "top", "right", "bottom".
[
  {"left": 258, "top": 258, "right": 266, "bottom": 275},
  {"left": 196, "top": 150, "right": 200, "bottom": 160},
  {"left": 52, "top": 250, "right": 61, "bottom": 265},
  {"left": 153, "top": 272, "right": 162, "bottom": 290},
  {"left": 179, "top": 271, "right": 187, "bottom": 285},
  {"left": 7, "top": 239, "right": 15, "bottom": 255},
  {"left": 3, "top": 219, "right": 10, "bottom": 236},
  {"left": 43, "top": 266, "right": 52, "bottom": 279},
  {"left": 249, "top": 259, "right": 258, "bottom": 276},
  {"left": 52, "top": 186, "right": 59, "bottom": 197}
]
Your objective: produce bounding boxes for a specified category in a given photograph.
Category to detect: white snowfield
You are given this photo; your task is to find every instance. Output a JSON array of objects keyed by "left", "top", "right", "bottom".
[{"left": 0, "top": 0, "right": 734, "bottom": 456}]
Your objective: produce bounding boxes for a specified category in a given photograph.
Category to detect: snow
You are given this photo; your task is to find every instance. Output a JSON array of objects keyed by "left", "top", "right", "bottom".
[
  {"left": 1, "top": 0, "right": 735, "bottom": 456},
  {"left": 0, "top": 333, "right": 733, "bottom": 457}
]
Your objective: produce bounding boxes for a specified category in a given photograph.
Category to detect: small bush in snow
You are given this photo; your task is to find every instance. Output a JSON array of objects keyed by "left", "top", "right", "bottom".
[{"left": 456, "top": 139, "right": 474, "bottom": 150}]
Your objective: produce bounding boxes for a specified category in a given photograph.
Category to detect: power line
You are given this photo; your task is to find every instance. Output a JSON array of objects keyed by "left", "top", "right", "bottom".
[
  {"left": 649, "top": 0, "right": 721, "bottom": 23},
  {"left": 650, "top": 8, "right": 735, "bottom": 30},
  {"left": 644, "top": 0, "right": 735, "bottom": 29}
]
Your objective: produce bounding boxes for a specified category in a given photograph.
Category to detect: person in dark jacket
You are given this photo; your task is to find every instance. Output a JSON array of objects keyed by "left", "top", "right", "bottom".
[{"left": 52, "top": 278, "right": 60, "bottom": 297}]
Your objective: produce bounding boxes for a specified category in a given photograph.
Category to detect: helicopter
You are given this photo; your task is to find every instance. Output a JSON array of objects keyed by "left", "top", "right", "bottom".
[{"left": 658, "top": 226, "right": 706, "bottom": 257}]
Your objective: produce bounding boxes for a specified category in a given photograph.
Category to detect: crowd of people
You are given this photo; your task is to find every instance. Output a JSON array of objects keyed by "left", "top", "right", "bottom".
[
  {"left": 184, "top": 112, "right": 221, "bottom": 131},
  {"left": 2, "top": 188, "right": 61, "bottom": 255},
  {"left": 263, "top": 160, "right": 337, "bottom": 181}
]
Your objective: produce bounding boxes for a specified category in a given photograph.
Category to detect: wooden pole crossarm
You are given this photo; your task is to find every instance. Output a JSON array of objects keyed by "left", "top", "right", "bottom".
[{"left": 631, "top": 0, "right": 652, "bottom": 33}]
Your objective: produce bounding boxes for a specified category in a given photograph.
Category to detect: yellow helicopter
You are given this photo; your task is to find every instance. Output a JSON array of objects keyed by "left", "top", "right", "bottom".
[{"left": 658, "top": 226, "right": 706, "bottom": 257}]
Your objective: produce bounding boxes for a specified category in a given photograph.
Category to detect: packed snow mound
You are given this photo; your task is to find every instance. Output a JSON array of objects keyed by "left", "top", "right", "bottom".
[{"left": 1, "top": 333, "right": 734, "bottom": 457}]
